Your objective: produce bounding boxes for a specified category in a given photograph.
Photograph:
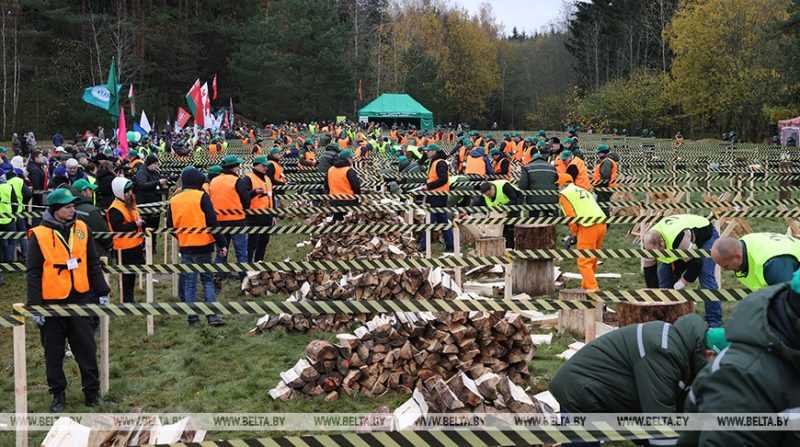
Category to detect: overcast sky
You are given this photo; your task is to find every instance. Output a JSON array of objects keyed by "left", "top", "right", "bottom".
[{"left": 452, "top": 0, "right": 566, "bottom": 35}]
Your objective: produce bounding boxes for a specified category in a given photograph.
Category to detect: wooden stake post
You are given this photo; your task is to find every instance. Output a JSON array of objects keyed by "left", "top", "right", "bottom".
[
  {"left": 13, "top": 307, "right": 27, "bottom": 447},
  {"left": 145, "top": 234, "right": 154, "bottom": 336}
]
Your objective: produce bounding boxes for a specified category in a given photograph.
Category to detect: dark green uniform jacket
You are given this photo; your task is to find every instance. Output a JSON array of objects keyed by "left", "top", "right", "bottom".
[
  {"left": 550, "top": 313, "right": 708, "bottom": 413},
  {"left": 679, "top": 284, "right": 800, "bottom": 447}
]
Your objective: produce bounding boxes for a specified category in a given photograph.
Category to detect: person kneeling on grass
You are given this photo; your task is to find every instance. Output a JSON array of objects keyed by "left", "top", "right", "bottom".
[
  {"left": 167, "top": 167, "right": 226, "bottom": 327},
  {"left": 550, "top": 313, "right": 728, "bottom": 447}
]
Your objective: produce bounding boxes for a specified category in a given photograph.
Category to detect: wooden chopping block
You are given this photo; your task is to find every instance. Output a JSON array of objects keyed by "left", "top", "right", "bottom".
[
  {"left": 512, "top": 224, "right": 556, "bottom": 296},
  {"left": 617, "top": 300, "right": 694, "bottom": 327},
  {"left": 557, "top": 288, "right": 603, "bottom": 342},
  {"left": 474, "top": 237, "right": 506, "bottom": 257}
]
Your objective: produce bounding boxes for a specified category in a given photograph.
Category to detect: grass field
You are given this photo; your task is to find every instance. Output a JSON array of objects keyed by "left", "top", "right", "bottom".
[{"left": 0, "top": 154, "right": 792, "bottom": 444}]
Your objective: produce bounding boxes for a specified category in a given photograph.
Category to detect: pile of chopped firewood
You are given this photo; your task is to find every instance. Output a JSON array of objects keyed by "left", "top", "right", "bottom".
[
  {"left": 243, "top": 271, "right": 344, "bottom": 297},
  {"left": 268, "top": 310, "right": 534, "bottom": 401}
]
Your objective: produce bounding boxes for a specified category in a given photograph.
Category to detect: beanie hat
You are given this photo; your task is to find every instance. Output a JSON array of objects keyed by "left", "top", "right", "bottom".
[
  {"left": 112, "top": 177, "right": 133, "bottom": 200},
  {"left": 53, "top": 165, "right": 67, "bottom": 178},
  {"left": 180, "top": 166, "right": 206, "bottom": 190},
  {"left": 65, "top": 158, "right": 79, "bottom": 169}
]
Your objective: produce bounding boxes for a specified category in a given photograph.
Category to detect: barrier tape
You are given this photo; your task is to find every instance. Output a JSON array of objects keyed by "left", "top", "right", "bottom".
[
  {"left": 12, "top": 298, "right": 600, "bottom": 319},
  {"left": 0, "top": 247, "right": 739, "bottom": 274},
  {"left": 0, "top": 209, "right": 795, "bottom": 240},
  {"left": 275, "top": 185, "right": 800, "bottom": 197},
  {"left": 0, "top": 314, "right": 21, "bottom": 327},
  {"left": 9, "top": 289, "right": 754, "bottom": 320},
  {"left": 7, "top": 197, "right": 795, "bottom": 220},
  {"left": 149, "top": 428, "right": 677, "bottom": 447}
]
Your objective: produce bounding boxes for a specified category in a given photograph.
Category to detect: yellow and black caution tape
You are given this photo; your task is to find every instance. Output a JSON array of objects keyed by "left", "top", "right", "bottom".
[
  {"left": 151, "top": 427, "right": 676, "bottom": 447},
  {"left": 0, "top": 314, "right": 21, "bottom": 327},
  {"left": 13, "top": 298, "right": 597, "bottom": 319}
]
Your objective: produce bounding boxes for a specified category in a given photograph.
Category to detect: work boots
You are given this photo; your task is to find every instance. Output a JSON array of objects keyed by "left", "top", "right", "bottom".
[{"left": 49, "top": 393, "right": 65, "bottom": 413}]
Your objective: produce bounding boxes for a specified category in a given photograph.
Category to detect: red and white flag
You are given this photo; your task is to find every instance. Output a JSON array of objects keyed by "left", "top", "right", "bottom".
[
  {"left": 176, "top": 107, "right": 191, "bottom": 129},
  {"left": 212, "top": 74, "right": 218, "bottom": 100},
  {"left": 185, "top": 79, "right": 204, "bottom": 128},
  {"left": 200, "top": 82, "right": 212, "bottom": 129}
]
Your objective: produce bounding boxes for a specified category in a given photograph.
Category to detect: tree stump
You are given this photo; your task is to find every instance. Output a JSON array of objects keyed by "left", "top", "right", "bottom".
[
  {"left": 617, "top": 301, "right": 695, "bottom": 327},
  {"left": 558, "top": 289, "right": 603, "bottom": 342},
  {"left": 475, "top": 237, "right": 506, "bottom": 257},
  {"left": 780, "top": 160, "right": 793, "bottom": 201},
  {"left": 512, "top": 225, "right": 556, "bottom": 296}
]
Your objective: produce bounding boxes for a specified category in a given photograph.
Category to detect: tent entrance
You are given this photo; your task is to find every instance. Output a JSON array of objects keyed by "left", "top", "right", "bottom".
[{"left": 366, "top": 117, "right": 421, "bottom": 128}]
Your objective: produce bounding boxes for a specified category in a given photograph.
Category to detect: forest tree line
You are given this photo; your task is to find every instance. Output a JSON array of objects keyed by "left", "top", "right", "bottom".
[{"left": 5, "top": 0, "right": 800, "bottom": 141}]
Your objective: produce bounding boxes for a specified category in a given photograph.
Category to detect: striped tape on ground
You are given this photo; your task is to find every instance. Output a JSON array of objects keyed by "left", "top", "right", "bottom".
[{"left": 151, "top": 427, "right": 678, "bottom": 447}]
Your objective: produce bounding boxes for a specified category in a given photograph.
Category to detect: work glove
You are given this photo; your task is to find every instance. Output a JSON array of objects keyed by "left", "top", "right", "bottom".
[
  {"left": 98, "top": 296, "right": 109, "bottom": 305},
  {"left": 33, "top": 315, "right": 45, "bottom": 327},
  {"left": 562, "top": 235, "right": 578, "bottom": 249},
  {"left": 673, "top": 278, "right": 688, "bottom": 290}
]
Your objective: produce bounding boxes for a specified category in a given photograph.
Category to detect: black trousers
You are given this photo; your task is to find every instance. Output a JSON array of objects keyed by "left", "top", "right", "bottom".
[
  {"left": 119, "top": 245, "right": 145, "bottom": 303},
  {"left": 247, "top": 216, "right": 274, "bottom": 262},
  {"left": 40, "top": 316, "right": 99, "bottom": 396},
  {"left": 596, "top": 191, "right": 613, "bottom": 203}
]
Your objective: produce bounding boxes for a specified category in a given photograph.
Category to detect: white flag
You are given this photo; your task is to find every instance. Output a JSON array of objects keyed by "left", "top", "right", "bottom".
[{"left": 139, "top": 111, "right": 152, "bottom": 133}]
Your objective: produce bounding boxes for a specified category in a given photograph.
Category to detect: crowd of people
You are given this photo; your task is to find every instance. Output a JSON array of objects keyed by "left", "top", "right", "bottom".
[{"left": 15, "top": 121, "right": 800, "bottom": 446}]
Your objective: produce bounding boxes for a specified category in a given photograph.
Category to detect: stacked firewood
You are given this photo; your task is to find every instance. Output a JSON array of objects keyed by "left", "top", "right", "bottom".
[
  {"left": 243, "top": 271, "right": 343, "bottom": 297},
  {"left": 268, "top": 311, "right": 534, "bottom": 401}
]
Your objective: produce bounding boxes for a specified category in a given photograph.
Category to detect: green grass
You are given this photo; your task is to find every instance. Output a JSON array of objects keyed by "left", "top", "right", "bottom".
[{"left": 0, "top": 198, "right": 792, "bottom": 444}]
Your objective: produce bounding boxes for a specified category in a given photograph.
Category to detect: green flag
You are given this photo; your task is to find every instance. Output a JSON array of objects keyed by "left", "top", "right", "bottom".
[{"left": 106, "top": 57, "right": 119, "bottom": 117}]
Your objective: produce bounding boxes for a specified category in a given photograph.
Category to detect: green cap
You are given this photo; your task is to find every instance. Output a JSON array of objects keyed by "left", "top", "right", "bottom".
[
  {"left": 425, "top": 144, "right": 440, "bottom": 152},
  {"left": 221, "top": 155, "right": 243, "bottom": 167},
  {"left": 72, "top": 179, "right": 97, "bottom": 191},
  {"left": 207, "top": 165, "right": 223, "bottom": 175},
  {"left": 563, "top": 137, "right": 574, "bottom": 145},
  {"left": 790, "top": 267, "right": 800, "bottom": 294},
  {"left": 705, "top": 328, "right": 730, "bottom": 354},
  {"left": 253, "top": 156, "right": 269, "bottom": 166},
  {"left": 47, "top": 188, "right": 79, "bottom": 206},
  {"left": 270, "top": 147, "right": 281, "bottom": 155},
  {"left": 525, "top": 137, "right": 534, "bottom": 143},
  {"left": 596, "top": 144, "right": 610, "bottom": 153},
  {"left": 536, "top": 141, "right": 547, "bottom": 149},
  {"left": 559, "top": 150, "right": 573, "bottom": 160},
  {"left": 397, "top": 155, "right": 408, "bottom": 162},
  {"left": 129, "top": 150, "right": 140, "bottom": 159},
  {"left": 490, "top": 148, "right": 502, "bottom": 156},
  {"left": 537, "top": 130, "right": 546, "bottom": 136},
  {"left": 340, "top": 149, "right": 355, "bottom": 159},
  {"left": 0, "top": 147, "right": 7, "bottom": 154}
]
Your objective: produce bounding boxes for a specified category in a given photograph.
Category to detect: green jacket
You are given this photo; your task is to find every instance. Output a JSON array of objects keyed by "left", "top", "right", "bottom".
[
  {"left": 75, "top": 199, "right": 111, "bottom": 256},
  {"left": 679, "top": 285, "right": 800, "bottom": 447},
  {"left": 550, "top": 313, "right": 708, "bottom": 413}
]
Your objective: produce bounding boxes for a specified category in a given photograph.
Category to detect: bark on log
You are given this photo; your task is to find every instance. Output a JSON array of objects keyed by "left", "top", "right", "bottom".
[
  {"left": 558, "top": 288, "right": 603, "bottom": 342},
  {"left": 617, "top": 301, "right": 695, "bottom": 327},
  {"left": 512, "top": 225, "right": 556, "bottom": 296},
  {"left": 475, "top": 237, "right": 506, "bottom": 257}
]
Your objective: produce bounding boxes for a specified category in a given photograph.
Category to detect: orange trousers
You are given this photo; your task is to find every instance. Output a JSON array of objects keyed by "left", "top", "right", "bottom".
[{"left": 575, "top": 223, "right": 607, "bottom": 290}]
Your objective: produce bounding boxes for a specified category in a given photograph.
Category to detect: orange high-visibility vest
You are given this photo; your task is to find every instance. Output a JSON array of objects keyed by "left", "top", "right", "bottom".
[
  {"left": 31, "top": 219, "right": 91, "bottom": 300},
  {"left": 328, "top": 166, "right": 354, "bottom": 195},
  {"left": 209, "top": 174, "right": 245, "bottom": 221},
  {"left": 107, "top": 199, "right": 144, "bottom": 250},
  {"left": 427, "top": 159, "right": 450, "bottom": 192},
  {"left": 246, "top": 172, "right": 273, "bottom": 210},
  {"left": 337, "top": 137, "right": 350, "bottom": 149},
  {"left": 592, "top": 158, "right": 619, "bottom": 188},
  {"left": 208, "top": 143, "right": 220, "bottom": 155},
  {"left": 271, "top": 161, "right": 286, "bottom": 183},
  {"left": 169, "top": 189, "right": 216, "bottom": 248},
  {"left": 464, "top": 155, "right": 487, "bottom": 176}
]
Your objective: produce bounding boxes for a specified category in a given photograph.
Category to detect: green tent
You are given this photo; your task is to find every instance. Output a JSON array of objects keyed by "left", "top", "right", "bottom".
[{"left": 358, "top": 93, "right": 433, "bottom": 130}]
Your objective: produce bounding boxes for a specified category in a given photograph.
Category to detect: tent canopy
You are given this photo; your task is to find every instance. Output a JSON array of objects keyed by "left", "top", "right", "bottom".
[{"left": 358, "top": 93, "right": 433, "bottom": 130}]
